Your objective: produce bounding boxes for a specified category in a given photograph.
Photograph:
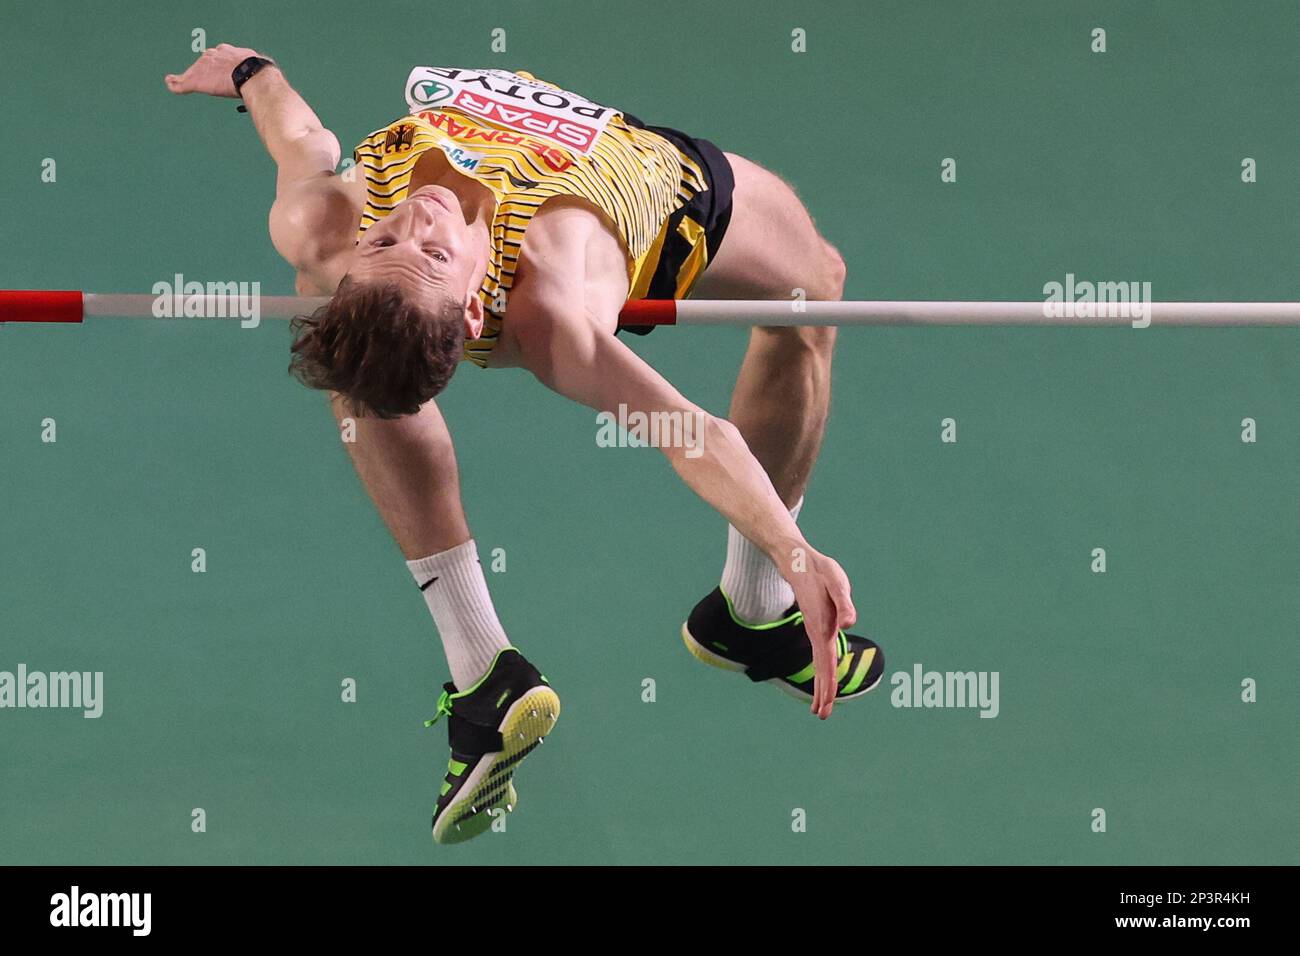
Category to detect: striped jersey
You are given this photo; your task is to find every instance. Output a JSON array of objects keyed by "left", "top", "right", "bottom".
[{"left": 353, "top": 66, "right": 709, "bottom": 366}]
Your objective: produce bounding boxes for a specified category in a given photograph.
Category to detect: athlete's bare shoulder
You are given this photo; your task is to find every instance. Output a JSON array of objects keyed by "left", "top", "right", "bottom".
[{"left": 269, "top": 173, "right": 366, "bottom": 295}]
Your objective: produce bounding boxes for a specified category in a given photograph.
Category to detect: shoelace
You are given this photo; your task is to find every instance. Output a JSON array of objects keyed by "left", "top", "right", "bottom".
[{"left": 423, "top": 689, "right": 453, "bottom": 728}]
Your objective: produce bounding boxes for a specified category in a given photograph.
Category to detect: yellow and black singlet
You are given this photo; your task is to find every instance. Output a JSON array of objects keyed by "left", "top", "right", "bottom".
[{"left": 353, "top": 66, "right": 732, "bottom": 367}]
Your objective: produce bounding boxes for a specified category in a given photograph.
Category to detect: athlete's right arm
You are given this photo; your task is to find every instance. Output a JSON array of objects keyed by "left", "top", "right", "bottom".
[{"left": 165, "top": 45, "right": 352, "bottom": 292}]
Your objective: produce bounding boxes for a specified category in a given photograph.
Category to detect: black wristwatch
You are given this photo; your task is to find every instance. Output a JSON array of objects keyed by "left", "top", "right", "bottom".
[{"left": 232, "top": 56, "right": 276, "bottom": 112}]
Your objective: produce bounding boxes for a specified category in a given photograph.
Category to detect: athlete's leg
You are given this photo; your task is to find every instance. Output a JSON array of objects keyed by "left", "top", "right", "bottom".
[
  {"left": 329, "top": 394, "right": 558, "bottom": 843},
  {"left": 680, "top": 153, "right": 882, "bottom": 700},
  {"left": 330, "top": 393, "right": 470, "bottom": 558},
  {"left": 691, "top": 153, "right": 847, "bottom": 509},
  {"left": 329, "top": 393, "right": 508, "bottom": 688},
  {"left": 691, "top": 153, "right": 846, "bottom": 624}
]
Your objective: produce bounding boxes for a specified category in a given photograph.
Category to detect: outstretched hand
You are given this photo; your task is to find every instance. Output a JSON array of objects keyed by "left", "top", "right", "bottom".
[
  {"left": 164, "top": 43, "right": 267, "bottom": 98},
  {"left": 785, "top": 548, "right": 857, "bottom": 720}
]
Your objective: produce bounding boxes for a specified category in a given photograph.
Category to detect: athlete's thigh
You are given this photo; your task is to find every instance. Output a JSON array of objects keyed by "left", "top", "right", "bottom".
[{"left": 694, "top": 152, "right": 835, "bottom": 300}]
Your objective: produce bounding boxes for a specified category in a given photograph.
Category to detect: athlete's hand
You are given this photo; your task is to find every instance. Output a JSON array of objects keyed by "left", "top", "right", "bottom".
[
  {"left": 785, "top": 548, "right": 857, "bottom": 720},
  {"left": 164, "top": 43, "right": 268, "bottom": 98}
]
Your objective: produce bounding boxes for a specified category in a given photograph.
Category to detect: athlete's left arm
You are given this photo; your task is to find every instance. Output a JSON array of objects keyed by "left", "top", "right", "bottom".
[{"left": 513, "top": 301, "right": 853, "bottom": 719}]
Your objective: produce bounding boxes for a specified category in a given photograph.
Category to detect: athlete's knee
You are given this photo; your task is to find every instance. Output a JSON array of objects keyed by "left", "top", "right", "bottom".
[
  {"left": 818, "top": 242, "right": 847, "bottom": 301},
  {"left": 794, "top": 241, "right": 846, "bottom": 302}
]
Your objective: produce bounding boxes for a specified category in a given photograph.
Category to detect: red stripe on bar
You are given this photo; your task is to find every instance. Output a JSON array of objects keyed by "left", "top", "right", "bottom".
[
  {"left": 618, "top": 298, "right": 678, "bottom": 326},
  {"left": 0, "top": 290, "right": 84, "bottom": 323}
]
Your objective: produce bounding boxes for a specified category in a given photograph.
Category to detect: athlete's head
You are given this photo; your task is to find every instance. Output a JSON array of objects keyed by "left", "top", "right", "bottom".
[{"left": 288, "top": 185, "right": 487, "bottom": 418}]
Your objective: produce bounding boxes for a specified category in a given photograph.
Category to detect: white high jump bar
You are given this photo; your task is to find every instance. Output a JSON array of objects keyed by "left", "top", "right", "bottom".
[{"left": 2, "top": 291, "right": 1300, "bottom": 327}]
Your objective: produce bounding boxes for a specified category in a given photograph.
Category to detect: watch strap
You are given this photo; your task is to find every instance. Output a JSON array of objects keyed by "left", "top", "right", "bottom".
[{"left": 232, "top": 56, "right": 276, "bottom": 113}]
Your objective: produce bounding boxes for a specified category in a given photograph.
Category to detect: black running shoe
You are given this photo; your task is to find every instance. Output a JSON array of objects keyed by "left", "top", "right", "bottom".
[
  {"left": 425, "top": 648, "right": 560, "bottom": 845},
  {"left": 681, "top": 587, "right": 884, "bottom": 701}
]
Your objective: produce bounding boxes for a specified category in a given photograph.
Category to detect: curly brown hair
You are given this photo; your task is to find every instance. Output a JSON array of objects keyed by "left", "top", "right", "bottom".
[{"left": 288, "top": 279, "right": 467, "bottom": 419}]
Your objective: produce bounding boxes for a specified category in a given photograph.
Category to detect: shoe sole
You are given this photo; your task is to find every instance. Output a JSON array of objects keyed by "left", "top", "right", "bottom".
[
  {"left": 681, "top": 621, "right": 883, "bottom": 703},
  {"left": 432, "top": 685, "right": 561, "bottom": 845}
]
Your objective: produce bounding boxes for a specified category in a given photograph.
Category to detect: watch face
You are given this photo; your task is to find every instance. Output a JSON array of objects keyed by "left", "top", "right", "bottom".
[{"left": 235, "top": 57, "right": 272, "bottom": 93}]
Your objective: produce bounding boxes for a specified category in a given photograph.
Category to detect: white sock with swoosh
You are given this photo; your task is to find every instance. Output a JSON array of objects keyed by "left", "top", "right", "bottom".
[{"left": 407, "top": 539, "right": 511, "bottom": 689}]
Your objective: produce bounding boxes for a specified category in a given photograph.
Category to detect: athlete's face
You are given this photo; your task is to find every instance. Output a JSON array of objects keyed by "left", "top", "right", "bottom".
[{"left": 347, "top": 184, "right": 485, "bottom": 327}]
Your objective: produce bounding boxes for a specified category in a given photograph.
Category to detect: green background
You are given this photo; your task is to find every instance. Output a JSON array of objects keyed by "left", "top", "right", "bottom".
[{"left": 1, "top": 0, "right": 1296, "bottom": 865}]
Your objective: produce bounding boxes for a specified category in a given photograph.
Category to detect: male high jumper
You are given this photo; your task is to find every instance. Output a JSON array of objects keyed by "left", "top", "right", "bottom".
[{"left": 165, "top": 44, "right": 884, "bottom": 844}]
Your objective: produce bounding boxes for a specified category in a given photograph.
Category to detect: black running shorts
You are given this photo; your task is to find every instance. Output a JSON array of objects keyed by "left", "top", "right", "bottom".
[{"left": 618, "top": 112, "right": 735, "bottom": 335}]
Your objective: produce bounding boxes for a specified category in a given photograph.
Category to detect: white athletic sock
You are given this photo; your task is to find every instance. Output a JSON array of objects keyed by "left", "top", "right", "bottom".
[
  {"left": 407, "top": 539, "right": 512, "bottom": 690},
  {"left": 720, "top": 496, "right": 804, "bottom": 625}
]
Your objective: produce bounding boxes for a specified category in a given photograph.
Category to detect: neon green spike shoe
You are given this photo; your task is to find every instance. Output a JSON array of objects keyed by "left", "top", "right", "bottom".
[
  {"left": 425, "top": 648, "right": 560, "bottom": 845},
  {"left": 681, "top": 587, "right": 885, "bottom": 702}
]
